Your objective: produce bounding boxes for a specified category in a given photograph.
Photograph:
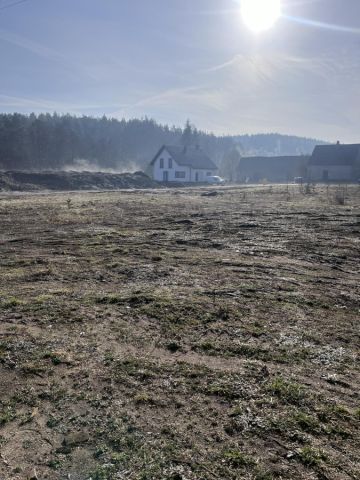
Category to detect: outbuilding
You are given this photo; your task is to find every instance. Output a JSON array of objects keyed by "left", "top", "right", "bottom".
[{"left": 308, "top": 143, "right": 360, "bottom": 182}]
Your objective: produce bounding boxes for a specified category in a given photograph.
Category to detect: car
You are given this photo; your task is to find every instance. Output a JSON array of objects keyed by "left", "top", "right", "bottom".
[
  {"left": 294, "top": 177, "right": 304, "bottom": 184},
  {"left": 206, "top": 175, "right": 225, "bottom": 185}
]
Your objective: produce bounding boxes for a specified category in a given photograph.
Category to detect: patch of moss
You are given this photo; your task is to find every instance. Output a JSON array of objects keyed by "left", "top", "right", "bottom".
[
  {"left": 266, "top": 377, "right": 306, "bottom": 405},
  {"left": 297, "top": 446, "right": 327, "bottom": 467},
  {"left": 224, "top": 450, "right": 256, "bottom": 468}
]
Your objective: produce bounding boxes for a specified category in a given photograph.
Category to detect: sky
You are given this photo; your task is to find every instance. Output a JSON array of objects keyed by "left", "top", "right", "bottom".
[{"left": 0, "top": 0, "right": 360, "bottom": 142}]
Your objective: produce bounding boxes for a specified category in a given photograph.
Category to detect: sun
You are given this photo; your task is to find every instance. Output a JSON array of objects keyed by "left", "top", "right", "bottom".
[{"left": 241, "top": 0, "right": 281, "bottom": 33}]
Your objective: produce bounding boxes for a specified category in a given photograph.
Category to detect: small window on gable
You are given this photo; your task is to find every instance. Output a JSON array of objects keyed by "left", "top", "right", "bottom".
[
  {"left": 168, "top": 158, "right": 173, "bottom": 169},
  {"left": 159, "top": 158, "right": 164, "bottom": 168}
]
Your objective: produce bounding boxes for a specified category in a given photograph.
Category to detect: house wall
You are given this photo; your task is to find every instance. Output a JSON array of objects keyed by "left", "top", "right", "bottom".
[
  {"left": 307, "top": 165, "right": 353, "bottom": 182},
  {"left": 152, "top": 149, "right": 217, "bottom": 182},
  {"left": 236, "top": 156, "right": 308, "bottom": 183}
]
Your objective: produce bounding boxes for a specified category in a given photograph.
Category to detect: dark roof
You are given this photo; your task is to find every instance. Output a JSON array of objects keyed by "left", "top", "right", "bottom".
[
  {"left": 309, "top": 144, "right": 360, "bottom": 166},
  {"left": 151, "top": 145, "right": 218, "bottom": 170},
  {"left": 240, "top": 156, "right": 307, "bottom": 165}
]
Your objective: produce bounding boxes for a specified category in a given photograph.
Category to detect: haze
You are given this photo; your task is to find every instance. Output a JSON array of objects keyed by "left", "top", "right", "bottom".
[{"left": 1, "top": 0, "right": 359, "bottom": 142}]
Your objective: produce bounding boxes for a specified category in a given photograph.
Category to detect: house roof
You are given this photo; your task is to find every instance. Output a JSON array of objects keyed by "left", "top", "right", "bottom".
[
  {"left": 239, "top": 156, "right": 308, "bottom": 166},
  {"left": 151, "top": 145, "right": 218, "bottom": 170},
  {"left": 309, "top": 144, "right": 360, "bottom": 166}
]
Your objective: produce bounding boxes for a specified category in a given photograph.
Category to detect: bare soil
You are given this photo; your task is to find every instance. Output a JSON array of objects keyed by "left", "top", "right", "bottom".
[
  {"left": 0, "top": 184, "right": 359, "bottom": 480},
  {"left": 0, "top": 171, "right": 158, "bottom": 191}
]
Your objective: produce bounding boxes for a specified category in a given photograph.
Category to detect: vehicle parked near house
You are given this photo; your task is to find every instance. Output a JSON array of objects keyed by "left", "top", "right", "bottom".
[{"left": 206, "top": 175, "right": 225, "bottom": 185}]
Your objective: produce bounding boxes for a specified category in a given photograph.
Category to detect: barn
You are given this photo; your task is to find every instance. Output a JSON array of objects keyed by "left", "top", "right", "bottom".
[
  {"left": 308, "top": 144, "right": 360, "bottom": 182},
  {"left": 236, "top": 155, "right": 308, "bottom": 183},
  {"left": 150, "top": 145, "right": 218, "bottom": 183}
]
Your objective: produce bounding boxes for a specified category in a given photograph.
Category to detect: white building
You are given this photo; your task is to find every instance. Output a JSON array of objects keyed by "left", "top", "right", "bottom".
[
  {"left": 308, "top": 144, "right": 360, "bottom": 182},
  {"left": 150, "top": 145, "right": 218, "bottom": 183}
]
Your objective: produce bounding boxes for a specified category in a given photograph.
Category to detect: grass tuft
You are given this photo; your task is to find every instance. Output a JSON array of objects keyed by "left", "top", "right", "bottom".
[{"left": 266, "top": 377, "right": 306, "bottom": 405}]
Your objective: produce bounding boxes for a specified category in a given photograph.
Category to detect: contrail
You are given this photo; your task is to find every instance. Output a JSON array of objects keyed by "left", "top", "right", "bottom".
[
  {"left": 0, "top": 0, "right": 31, "bottom": 12},
  {"left": 284, "top": 15, "right": 360, "bottom": 35}
]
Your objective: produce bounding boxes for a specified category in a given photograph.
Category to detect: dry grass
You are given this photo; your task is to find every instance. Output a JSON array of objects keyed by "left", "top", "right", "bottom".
[{"left": 0, "top": 184, "right": 359, "bottom": 480}]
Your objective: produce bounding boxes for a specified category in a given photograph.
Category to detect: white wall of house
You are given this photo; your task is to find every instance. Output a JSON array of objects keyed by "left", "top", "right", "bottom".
[
  {"left": 152, "top": 149, "right": 217, "bottom": 182},
  {"left": 308, "top": 165, "right": 353, "bottom": 182}
]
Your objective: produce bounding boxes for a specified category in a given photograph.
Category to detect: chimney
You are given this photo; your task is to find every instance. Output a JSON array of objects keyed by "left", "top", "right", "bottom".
[{"left": 337, "top": 140, "right": 340, "bottom": 145}]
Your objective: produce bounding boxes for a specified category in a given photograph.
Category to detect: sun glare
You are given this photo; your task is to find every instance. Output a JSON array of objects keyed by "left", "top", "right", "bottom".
[{"left": 241, "top": 0, "right": 281, "bottom": 33}]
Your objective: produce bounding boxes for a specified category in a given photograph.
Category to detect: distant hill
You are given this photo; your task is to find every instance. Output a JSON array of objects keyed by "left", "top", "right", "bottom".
[
  {"left": 233, "top": 133, "right": 327, "bottom": 157},
  {"left": 0, "top": 113, "right": 326, "bottom": 172}
]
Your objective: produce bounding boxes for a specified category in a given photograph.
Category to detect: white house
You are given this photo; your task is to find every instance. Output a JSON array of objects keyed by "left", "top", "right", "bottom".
[
  {"left": 308, "top": 143, "right": 360, "bottom": 182},
  {"left": 150, "top": 145, "right": 218, "bottom": 183}
]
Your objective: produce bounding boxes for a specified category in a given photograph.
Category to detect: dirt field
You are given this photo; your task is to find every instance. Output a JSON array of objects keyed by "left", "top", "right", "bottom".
[{"left": 0, "top": 185, "right": 359, "bottom": 480}]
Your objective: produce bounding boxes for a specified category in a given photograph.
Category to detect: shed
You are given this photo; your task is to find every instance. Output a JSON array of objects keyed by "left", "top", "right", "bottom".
[{"left": 308, "top": 144, "right": 360, "bottom": 182}]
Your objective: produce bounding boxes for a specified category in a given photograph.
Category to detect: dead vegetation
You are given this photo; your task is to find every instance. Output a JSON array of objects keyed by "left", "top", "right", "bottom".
[{"left": 0, "top": 184, "right": 359, "bottom": 480}]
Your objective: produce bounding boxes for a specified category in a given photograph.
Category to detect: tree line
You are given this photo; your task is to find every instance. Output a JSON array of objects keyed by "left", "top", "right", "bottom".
[{"left": 0, "top": 113, "right": 323, "bottom": 172}]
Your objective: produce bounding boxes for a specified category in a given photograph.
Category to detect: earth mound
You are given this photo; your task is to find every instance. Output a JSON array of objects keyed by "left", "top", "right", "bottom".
[{"left": 0, "top": 170, "right": 159, "bottom": 191}]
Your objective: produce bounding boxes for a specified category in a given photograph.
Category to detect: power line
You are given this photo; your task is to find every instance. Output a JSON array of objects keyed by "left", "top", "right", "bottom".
[{"left": 0, "top": 0, "right": 31, "bottom": 11}]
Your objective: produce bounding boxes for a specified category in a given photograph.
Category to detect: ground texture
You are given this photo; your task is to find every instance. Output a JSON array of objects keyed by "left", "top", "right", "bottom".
[{"left": 0, "top": 185, "right": 359, "bottom": 480}]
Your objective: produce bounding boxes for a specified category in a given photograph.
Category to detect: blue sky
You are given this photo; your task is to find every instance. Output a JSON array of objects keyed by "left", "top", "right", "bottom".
[{"left": 0, "top": 0, "right": 360, "bottom": 142}]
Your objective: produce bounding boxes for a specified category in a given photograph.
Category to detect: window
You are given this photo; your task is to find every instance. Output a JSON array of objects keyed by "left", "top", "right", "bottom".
[
  {"left": 175, "top": 171, "right": 186, "bottom": 179},
  {"left": 159, "top": 158, "right": 164, "bottom": 168},
  {"left": 207, "top": 172, "right": 212, "bottom": 176},
  {"left": 168, "top": 158, "right": 173, "bottom": 169}
]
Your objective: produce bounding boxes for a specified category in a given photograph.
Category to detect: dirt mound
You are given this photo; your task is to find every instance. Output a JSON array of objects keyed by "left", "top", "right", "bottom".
[{"left": 0, "top": 170, "right": 159, "bottom": 191}]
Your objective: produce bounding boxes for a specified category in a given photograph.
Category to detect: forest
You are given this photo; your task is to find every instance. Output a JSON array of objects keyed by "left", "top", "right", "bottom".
[{"left": 0, "top": 113, "right": 324, "bottom": 172}]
